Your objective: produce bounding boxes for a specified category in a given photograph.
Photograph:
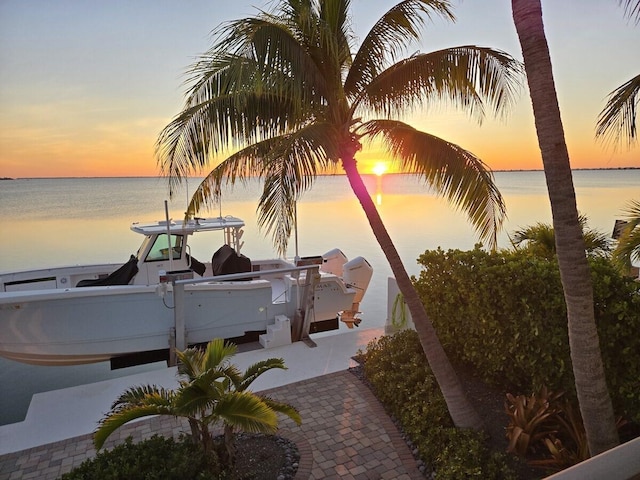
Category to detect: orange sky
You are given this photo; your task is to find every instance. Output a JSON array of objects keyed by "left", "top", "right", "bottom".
[{"left": 0, "top": 1, "right": 638, "bottom": 178}]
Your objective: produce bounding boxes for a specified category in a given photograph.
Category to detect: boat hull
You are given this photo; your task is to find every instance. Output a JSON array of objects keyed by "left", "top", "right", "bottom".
[{"left": 0, "top": 281, "right": 279, "bottom": 366}]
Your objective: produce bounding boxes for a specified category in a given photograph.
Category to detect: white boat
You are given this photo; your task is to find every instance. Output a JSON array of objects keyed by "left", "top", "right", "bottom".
[{"left": 0, "top": 215, "right": 372, "bottom": 367}]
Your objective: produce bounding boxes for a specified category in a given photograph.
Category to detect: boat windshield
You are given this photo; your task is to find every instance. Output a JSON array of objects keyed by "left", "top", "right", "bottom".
[{"left": 144, "top": 234, "right": 184, "bottom": 262}]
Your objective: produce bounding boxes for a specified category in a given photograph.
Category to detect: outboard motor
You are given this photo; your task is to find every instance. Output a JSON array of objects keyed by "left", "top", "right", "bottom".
[
  {"left": 342, "top": 257, "right": 373, "bottom": 303},
  {"left": 321, "top": 248, "right": 349, "bottom": 277}
]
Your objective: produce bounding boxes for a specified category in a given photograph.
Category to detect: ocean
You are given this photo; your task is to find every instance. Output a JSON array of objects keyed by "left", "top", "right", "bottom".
[{"left": 0, "top": 170, "right": 638, "bottom": 425}]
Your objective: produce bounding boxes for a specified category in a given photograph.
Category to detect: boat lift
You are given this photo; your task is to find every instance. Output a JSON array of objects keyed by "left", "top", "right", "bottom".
[{"left": 165, "top": 264, "right": 320, "bottom": 366}]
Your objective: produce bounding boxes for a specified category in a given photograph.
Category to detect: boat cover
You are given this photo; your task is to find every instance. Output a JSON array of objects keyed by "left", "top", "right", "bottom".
[
  {"left": 212, "top": 244, "right": 252, "bottom": 277},
  {"left": 76, "top": 255, "right": 139, "bottom": 287}
]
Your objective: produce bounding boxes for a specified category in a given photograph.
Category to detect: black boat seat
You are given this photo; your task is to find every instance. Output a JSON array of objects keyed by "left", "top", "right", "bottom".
[
  {"left": 187, "top": 254, "right": 206, "bottom": 276},
  {"left": 76, "top": 255, "right": 139, "bottom": 287}
]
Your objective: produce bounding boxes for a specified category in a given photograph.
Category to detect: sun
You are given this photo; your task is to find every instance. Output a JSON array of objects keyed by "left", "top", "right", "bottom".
[{"left": 372, "top": 162, "right": 388, "bottom": 176}]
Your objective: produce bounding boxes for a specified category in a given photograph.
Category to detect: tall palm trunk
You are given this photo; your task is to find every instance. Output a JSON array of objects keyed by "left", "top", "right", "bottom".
[
  {"left": 511, "top": 0, "right": 619, "bottom": 455},
  {"left": 341, "top": 156, "right": 484, "bottom": 431}
]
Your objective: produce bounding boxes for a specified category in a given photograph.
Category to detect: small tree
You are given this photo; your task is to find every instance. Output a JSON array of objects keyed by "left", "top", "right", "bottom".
[
  {"left": 94, "top": 339, "right": 301, "bottom": 467},
  {"left": 511, "top": 215, "right": 611, "bottom": 258}
]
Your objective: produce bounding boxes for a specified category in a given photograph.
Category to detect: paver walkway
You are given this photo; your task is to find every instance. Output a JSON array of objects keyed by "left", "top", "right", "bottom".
[{"left": 0, "top": 370, "right": 423, "bottom": 480}]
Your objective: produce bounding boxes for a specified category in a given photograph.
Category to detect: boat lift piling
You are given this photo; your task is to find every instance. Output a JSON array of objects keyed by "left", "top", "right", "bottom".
[{"left": 167, "top": 265, "right": 322, "bottom": 366}]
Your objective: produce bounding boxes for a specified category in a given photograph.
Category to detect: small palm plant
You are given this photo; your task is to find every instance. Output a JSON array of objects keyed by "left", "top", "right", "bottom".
[
  {"left": 94, "top": 339, "right": 301, "bottom": 468},
  {"left": 510, "top": 215, "right": 611, "bottom": 258},
  {"left": 613, "top": 199, "right": 640, "bottom": 274}
]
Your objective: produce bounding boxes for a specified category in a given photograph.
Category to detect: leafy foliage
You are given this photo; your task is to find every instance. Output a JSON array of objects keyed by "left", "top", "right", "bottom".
[
  {"left": 612, "top": 199, "right": 640, "bottom": 270},
  {"left": 60, "top": 435, "right": 218, "bottom": 480},
  {"left": 510, "top": 214, "right": 611, "bottom": 258},
  {"left": 504, "top": 386, "right": 602, "bottom": 472},
  {"left": 361, "top": 330, "right": 517, "bottom": 479},
  {"left": 504, "top": 386, "right": 564, "bottom": 457},
  {"left": 156, "top": 0, "right": 522, "bottom": 254},
  {"left": 412, "top": 246, "right": 640, "bottom": 421}
]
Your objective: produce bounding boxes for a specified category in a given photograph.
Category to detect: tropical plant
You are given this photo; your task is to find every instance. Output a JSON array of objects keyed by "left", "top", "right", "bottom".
[
  {"left": 613, "top": 199, "right": 640, "bottom": 271},
  {"left": 156, "top": 0, "right": 522, "bottom": 430},
  {"left": 93, "top": 339, "right": 301, "bottom": 467},
  {"left": 511, "top": 215, "right": 611, "bottom": 258},
  {"left": 505, "top": 387, "right": 591, "bottom": 471},
  {"left": 504, "top": 386, "right": 564, "bottom": 457},
  {"left": 595, "top": 0, "right": 639, "bottom": 149},
  {"left": 511, "top": 0, "right": 620, "bottom": 455}
]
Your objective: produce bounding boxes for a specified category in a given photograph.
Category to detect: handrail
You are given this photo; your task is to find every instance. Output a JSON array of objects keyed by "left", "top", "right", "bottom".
[
  {"left": 173, "top": 265, "right": 320, "bottom": 286},
  {"left": 544, "top": 436, "right": 640, "bottom": 480}
]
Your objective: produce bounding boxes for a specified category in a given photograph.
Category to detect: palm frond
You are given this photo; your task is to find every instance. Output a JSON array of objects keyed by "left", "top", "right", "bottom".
[
  {"left": 259, "top": 395, "right": 302, "bottom": 425},
  {"left": 214, "top": 391, "right": 278, "bottom": 434},
  {"left": 620, "top": 0, "right": 640, "bottom": 24},
  {"left": 346, "top": 0, "right": 455, "bottom": 97},
  {"left": 95, "top": 394, "right": 175, "bottom": 450},
  {"left": 359, "top": 46, "right": 522, "bottom": 123},
  {"left": 253, "top": 123, "right": 338, "bottom": 255},
  {"left": 109, "top": 384, "right": 173, "bottom": 411},
  {"left": 177, "top": 347, "right": 207, "bottom": 380},
  {"left": 360, "top": 119, "right": 505, "bottom": 249},
  {"left": 596, "top": 74, "right": 640, "bottom": 150},
  {"left": 613, "top": 199, "right": 640, "bottom": 267},
  {"left": 203, "top": 338, "right": 238, "bottom": 372},
  {"left": 239, "top": 358, "right": 288, "bottom": 392},
  {"left": 511, "top": 215, "right": 611, "bottom": 257}
]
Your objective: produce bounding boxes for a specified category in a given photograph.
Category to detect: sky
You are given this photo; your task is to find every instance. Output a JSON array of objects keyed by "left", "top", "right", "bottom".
[{"left": 0, "top": 0, "right": 638, "bottom": 178}]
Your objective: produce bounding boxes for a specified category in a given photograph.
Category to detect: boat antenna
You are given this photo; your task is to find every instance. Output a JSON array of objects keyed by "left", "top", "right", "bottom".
[
  {"left": 164, "top": 200, "right": 174, "bottom": 272},
  {"left": 294, "top": 200, "right": 299, "bottom": 262}
]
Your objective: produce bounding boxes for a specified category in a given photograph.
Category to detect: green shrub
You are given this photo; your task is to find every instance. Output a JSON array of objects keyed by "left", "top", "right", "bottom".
[
  {"left": 60, "top": 435, "right": 219, "bottom": 480},
  {"left": 361, "top": 330, "right": 517, "bottom": 479},
  {"left": 412, "top": 246, "right": 640, "bottom": 420}
]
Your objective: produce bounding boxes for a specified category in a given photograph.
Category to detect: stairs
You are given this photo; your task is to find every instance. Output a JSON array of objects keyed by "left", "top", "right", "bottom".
[{"left": 259, "top": 315, "right": 292, "bottom": 349}]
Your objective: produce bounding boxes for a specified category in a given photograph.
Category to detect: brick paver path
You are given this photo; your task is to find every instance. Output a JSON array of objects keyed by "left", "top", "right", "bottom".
[{"left": 0, "top": 371, "right": 423, "bottom": 479}]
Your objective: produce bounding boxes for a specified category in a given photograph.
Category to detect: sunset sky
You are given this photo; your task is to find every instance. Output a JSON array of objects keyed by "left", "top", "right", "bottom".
[{"left": 0, "top": 0, "right": 638, "bottom": 178}]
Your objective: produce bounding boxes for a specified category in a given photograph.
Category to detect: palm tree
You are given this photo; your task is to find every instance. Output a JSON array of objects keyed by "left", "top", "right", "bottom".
[
  {"left": 511, "top": 215, "right": 611, "bottom": 258},
  {"left": 511, "top": 0, "right": 619, "bottom": 456},
  {"left": 613, "top": 199, "right": 640, "bottom": 272},
  {"left": 156, "top": 0, "right": 521, "bottom": 431},
  {"left": 595, "top": 0, "right": 639, "bottom": 149},
  {"left": 94, "top": 339, "right": 301, "bottom": 466}
]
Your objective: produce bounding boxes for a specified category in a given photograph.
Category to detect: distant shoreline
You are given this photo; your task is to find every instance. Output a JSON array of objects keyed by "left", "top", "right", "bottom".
[{"left": 2, "top": 167, "right": 638, "bottom": 180}]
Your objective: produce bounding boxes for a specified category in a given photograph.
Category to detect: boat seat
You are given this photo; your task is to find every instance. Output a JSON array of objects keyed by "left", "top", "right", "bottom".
[
  {"left": 76, "top": 255, "right": 139, "bottom": 287},
  {"left": 187, "top": 254, "right": 206, "bottom": 276}
]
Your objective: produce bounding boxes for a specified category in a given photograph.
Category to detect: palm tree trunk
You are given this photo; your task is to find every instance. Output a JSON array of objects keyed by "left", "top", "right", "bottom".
[
  {"left": 511, "top": 0, "right": 619, "bottom": 455},
  {"left": 341, "top": 156, "right": 484, "bottom": 431}
]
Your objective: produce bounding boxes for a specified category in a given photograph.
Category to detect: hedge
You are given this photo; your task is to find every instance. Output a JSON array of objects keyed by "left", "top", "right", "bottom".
[{"left": 412, "top": 246, "right": 640, "bottom": 421}]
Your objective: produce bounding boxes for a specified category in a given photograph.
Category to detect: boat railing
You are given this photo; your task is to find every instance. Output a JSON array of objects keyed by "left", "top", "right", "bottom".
[
  {"left": 171, "top": 264, "right": 318, "bottom": 286},
  {"left": 169, "top": 265, "right": 321, "bottom": 364}
]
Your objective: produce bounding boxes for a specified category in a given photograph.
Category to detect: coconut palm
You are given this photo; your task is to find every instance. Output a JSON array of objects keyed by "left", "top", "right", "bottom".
[
  {"left": 512, "top": 0, "right": 619, "bottom": 455},
  {"left": 613, "top": 199, "right": 640, "bottom": 271},
  {"left": 511, "top": 215, "right": 611, "bottom": 258},
  {"left": 156, "top": 0, "right": 522, "bottom": 430},
  {"left": 595, "top": 1, "right": 639, "bottom": 149},
  {"left": 94, "top": 339, "right": 301, "bottom": 466}
]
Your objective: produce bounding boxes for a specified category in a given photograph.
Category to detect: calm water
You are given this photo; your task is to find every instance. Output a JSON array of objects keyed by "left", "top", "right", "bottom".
[{"left": 0, "top": 170, "right": 638, "bottom": 425}]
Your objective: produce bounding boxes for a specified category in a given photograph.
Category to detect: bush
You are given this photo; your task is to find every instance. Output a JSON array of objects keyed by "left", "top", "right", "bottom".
[
  {"left": 412, "top": 246, "right": 640, "bottom": 421},
  {"left": 60, "top": 435, "right": 219, "bottom": 480},
  {"left": 361, "top": 330, "right": 517, "bottom": 479}
]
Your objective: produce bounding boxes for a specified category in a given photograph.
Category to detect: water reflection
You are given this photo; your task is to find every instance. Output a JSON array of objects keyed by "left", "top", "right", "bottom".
[{"left": 1, "top": 171, "right": 638, "bottom": 425}]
